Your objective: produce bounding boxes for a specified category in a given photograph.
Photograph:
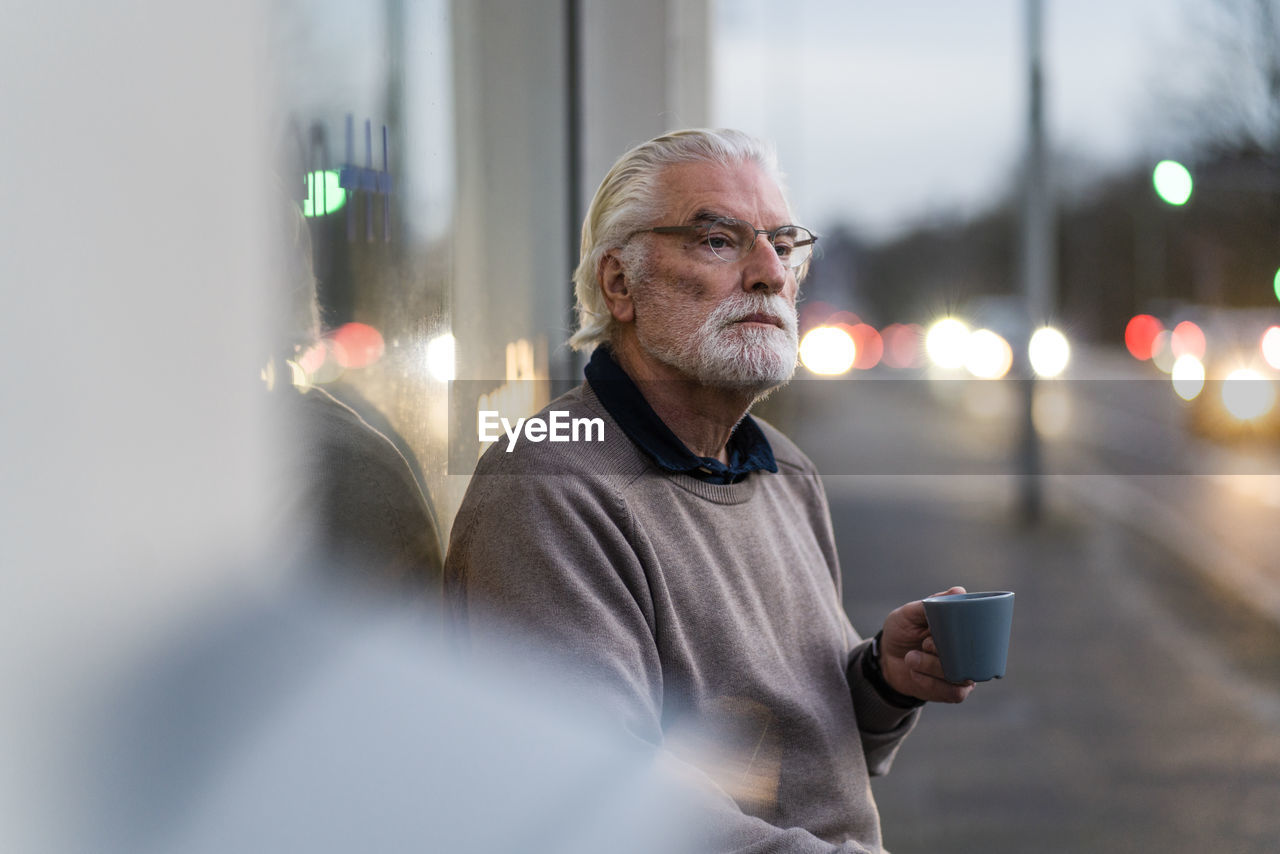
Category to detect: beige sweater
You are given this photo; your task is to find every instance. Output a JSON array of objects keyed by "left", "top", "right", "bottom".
[{"left": 444, "top": 382, "right": 919, "bottom": 853}]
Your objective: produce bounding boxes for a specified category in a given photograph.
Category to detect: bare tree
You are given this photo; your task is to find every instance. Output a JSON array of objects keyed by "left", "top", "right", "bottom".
[{"left": 1151, "top": 0, "right": 1280, "bottom": 154}]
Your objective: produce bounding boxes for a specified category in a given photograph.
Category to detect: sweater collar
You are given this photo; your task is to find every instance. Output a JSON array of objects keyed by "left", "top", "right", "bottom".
[{"left": 584, "top": 345, "right": 776, "bottom": 485}]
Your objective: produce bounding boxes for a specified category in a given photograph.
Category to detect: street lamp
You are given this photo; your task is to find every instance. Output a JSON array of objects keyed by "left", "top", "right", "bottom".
[{"left": 1152, "top": 159, "right": 1193, "bottom": 206}]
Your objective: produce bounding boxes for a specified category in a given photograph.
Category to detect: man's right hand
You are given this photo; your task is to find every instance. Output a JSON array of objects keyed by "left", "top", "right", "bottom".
[{"left": 878, "top": 587, "right": 975, "bottom": 705}]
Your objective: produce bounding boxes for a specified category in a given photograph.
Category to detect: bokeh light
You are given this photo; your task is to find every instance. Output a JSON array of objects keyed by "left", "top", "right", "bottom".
[
  {"left": 1124, "top": 314, "right": 1163, "bottom": 361},
  {"left": 964, "top": 329, "right": 1013, "bottom": 379},
  {"left": 881, "top": 323, "right": 922, "bottom": 369},
  {"left": 1171, "top": 354, "right": 1205, "bottom": 401},
  {"left": 1262, "top": 326, "right": 1280, "bottom": 371},
  {"left": 849, "top": 324, "right": 883, "bottom": 370},
  {"left": 800, "top": 326, "right": 857, "bottom": 375},
  {"left": 1170, "top": 320, "right": 1206, "bottom": 361},
  {"left": 425, "top": 333, "right": 457, "bottom": 382},
  {"left": 925, "top": 318, "right": 970, "bottom": 370},
  {"left": 298, "top": 341, "right": 327, "bottom": 378},
  {"left": 1222, "top": 369, "right": 1276, "bottom": 420},
  {"left": 1028, "top": 326, "right": 1070, "bottom": 378},
  {"left": 330, "top": 322, "right": 385, "bottom": 369},
  {"left": 1152, "top": 159, "right": 1193, "bottom": 206},
  {"left": 298, "top": 339, "right": 345, "bottom": 384},
  {"left": 1151, "top": 330, "right": 1175, "bottom": 373}
]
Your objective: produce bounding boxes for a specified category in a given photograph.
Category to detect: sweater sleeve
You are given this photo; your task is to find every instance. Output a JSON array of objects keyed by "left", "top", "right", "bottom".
[
  {"left": 848, "top": 640, "right": 921, "bottom": 776},
  {"left": 444, "top": 468, "right": 880, "bottom": 853}
]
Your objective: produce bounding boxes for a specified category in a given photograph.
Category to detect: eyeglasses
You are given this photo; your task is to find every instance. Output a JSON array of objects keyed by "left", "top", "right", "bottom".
[{"left": 628, "top": 217, "right": 817, "bottom": 268}]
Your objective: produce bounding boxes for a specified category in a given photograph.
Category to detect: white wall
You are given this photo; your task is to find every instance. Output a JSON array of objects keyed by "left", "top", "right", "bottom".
[{"left": 0, "top": 3, "right": 278, "bottom": 849}]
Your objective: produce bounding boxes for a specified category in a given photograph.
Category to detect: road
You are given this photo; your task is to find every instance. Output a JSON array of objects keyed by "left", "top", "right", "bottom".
[{"left": 760, "top": 347, "right": 1280, "bottom": 853}]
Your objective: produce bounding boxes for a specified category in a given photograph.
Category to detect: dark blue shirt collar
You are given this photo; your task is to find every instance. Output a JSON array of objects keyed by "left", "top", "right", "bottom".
[{"left": 584, "top": 345, "right": 777, "bottom": 484}]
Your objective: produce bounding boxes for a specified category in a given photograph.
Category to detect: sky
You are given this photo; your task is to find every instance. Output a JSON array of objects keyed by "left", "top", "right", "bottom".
[{"left": 712, "top": 0, "right": 1191, "bottom": 240}]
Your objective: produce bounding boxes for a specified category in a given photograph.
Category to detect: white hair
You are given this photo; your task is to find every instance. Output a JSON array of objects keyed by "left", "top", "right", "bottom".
[{"left": 568, "top": 128, "right": 793, "bottom": 352}]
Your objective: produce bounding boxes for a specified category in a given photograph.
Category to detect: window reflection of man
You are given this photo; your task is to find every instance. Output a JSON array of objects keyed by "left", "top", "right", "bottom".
[{"left": 269, "top": 191, "right": 442, "bottom": 588}]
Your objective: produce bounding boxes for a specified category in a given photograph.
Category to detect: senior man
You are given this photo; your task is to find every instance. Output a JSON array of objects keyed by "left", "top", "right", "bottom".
[{"left": 444, "top": 129, "right": 974, "bottom": 853}]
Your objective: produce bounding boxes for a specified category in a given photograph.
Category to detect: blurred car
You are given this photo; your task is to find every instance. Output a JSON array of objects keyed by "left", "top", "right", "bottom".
[{"left": 1167, "top": 307, "right": 1280, "bottom": 440}]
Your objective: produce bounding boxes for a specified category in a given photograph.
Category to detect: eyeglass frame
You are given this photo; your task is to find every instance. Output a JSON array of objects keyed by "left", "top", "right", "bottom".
[{"left": 623, "top": 216, "right": 818, "bottom": 269}]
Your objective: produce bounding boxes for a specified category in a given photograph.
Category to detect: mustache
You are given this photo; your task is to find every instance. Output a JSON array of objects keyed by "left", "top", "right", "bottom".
[{"left": 705, "top": 293, "right": 798, "bottom": 335}]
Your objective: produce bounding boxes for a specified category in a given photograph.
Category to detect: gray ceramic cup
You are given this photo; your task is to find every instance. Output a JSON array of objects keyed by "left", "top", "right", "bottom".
[{"left": 922, "top": 591, "right": 1015, "bottom": 683}]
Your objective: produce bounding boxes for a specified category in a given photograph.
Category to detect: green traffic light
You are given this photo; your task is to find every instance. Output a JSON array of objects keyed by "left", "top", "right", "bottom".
[
  {"left": 1274, "top": 268, "right": 1280, "bottom": 303},
  {"left": 303, "top": 170, "right": 346, "bottom": 217},
  {"left": 1153, "top": 160, "right": 1193, "bottom": 206}
]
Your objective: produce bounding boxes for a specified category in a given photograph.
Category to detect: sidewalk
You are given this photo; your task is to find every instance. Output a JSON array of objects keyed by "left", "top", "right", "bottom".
[{"left": 823, "top": 476, "right": 1280, "bottom": 854}]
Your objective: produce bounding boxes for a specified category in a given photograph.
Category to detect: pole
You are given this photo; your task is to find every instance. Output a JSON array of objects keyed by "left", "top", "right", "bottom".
[{"left": 1018, "top": 0, "right": 1055, "bottom": 525}]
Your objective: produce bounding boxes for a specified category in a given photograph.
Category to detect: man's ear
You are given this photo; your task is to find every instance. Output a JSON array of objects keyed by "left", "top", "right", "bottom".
[{"left": 599, "top": 252, "right": 635, "bottom": 324}]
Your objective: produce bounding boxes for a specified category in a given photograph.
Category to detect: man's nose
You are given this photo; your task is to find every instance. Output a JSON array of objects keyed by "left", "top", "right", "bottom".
[{"left": 742, "top": 236, "right": 790, "bottom": 295}]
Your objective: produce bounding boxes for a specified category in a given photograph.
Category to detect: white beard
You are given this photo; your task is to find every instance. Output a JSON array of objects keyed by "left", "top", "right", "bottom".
[{"left": 639, "top": 291, "right": 799, "bottom": 394}]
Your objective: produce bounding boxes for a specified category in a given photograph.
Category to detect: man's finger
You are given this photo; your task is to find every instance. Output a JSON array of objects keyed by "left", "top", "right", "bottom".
[
  {"left": 927, "top": 585, "right": 967, "bottom": 598},
  {"left": 904, "top": 649, "right": 948, "bottom": 679},
  {"left": 906, "top": 650, "right": 975, "bottom": 688}
]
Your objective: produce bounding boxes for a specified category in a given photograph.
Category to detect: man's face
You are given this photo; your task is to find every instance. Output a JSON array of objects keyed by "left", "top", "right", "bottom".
[{"left": 622, "top": 159, "right": 801, "bottom": 394}]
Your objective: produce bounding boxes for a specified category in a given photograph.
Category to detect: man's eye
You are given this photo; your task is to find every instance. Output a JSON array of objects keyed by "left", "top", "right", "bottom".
[
  {"left": 706, "top": 232, "right": 737, "bottom": 250},
  {"left": 773, "top": 241, "right": 794, "bottom": 257}
]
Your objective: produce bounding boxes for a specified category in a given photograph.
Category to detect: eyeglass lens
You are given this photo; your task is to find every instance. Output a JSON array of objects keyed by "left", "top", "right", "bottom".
[{"left": 705, "top": 219, "right": 813, "bottom": 268}]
